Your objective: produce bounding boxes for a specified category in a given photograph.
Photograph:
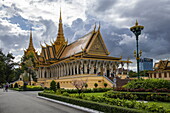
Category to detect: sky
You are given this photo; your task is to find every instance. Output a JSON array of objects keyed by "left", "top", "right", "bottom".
[{"left": 0, "top": 0, "right": 170, "bottom": 71}]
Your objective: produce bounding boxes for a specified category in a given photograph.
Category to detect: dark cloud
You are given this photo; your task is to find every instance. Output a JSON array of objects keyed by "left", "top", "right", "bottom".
[{"left": 95, "top": 0, "right": 117, "bottom": 12}]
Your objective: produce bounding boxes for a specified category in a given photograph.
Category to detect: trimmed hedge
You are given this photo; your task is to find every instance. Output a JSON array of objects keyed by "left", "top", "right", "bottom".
[
  {"left": 104, "top": 91, "right": 170, "bottom": 102},
  {"left": 123, "top": 79, "right": 170, "bottom": 89},
  {"left": 114, "top": 87, "right": 170, "bottom": 93},
  {"left": 58, "top": 88, "right": 112, "bottom": 94},
  {"left": 12, "top": 85, "right": 43, "bottom": 91},
  {"left": 38, "top": 93, "right": 145, "bottom": 113}
]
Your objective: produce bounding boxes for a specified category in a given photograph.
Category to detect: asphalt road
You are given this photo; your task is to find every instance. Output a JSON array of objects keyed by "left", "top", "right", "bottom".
[{"left": 0, "top": 89, "right": 88, "bottom": 113}]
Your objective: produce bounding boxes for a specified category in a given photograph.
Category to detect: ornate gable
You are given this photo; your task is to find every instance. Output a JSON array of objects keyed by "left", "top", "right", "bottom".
[{"left": 86, "top": 31, "right": 109, "bottom": 56}]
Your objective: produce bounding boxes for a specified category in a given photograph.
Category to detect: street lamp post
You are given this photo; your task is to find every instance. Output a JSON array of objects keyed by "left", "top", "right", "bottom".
[{"left": 130, "top": 20, "right": 144, "bottom": 79}]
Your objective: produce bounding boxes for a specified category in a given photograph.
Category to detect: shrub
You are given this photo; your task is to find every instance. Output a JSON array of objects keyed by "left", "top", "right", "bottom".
[
  {"left": 10, "top": 84, "right": 13, "bottom": 88},
  {"left": 104, "top": 91, "right": 170, "bottom": 102},
  {"left": 39, "top": 93, "right": 145, "bottom": 113},
  {"left": 104, "top": 83, "right": 108, "bottom": 88},
  {"left": 94, "top": 83, "right": 98, "bottom": 88},
  {"left": 14, "top": 83, "right": 19, "bottom": 88},
  {"left": 39, "top": 92, "right": 168, "bottom": 113},
  {"left": 50, "top": 80, "right": 56, "bottom": 92},
  {"left": 114, "top": 87, "right": 170, "bottom": 93},
  {"left": 123, "top": 79, "right": 170, "bottom": 89},
  {"left": 57, "top": 82, "right": 60, "bottom": 89},
  {"left": 84, "top": 83, "right": 88, "bottom": 88},
  {"left": 62, "top": 92, "right": 69, "bottom": 96}
]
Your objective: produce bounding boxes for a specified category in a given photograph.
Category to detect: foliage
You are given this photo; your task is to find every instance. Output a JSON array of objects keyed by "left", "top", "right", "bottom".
[
  {"left": 39, "top": 93, "right": 145, "bottom": 113},
  {"left": 56, "top": 82, "right": 60, "bottom": 89},
  {"left": 10, "top": 84, "right": 13, "bottom": 88},
  {"left": 104, "top": 91, "right": 170, "bottom": 102},
  {"left": 39, "top": 92, "right": 169, "bottom": 113},
  {"left": 114, "top": 87, "right": 170, "bottom": 93},
  {"left": 20, "top": 53, "right": 37, "bottom": 84},
  {"left": 0, "top": 49, "right": 17, "bottom": 84},
  {"left": 12, "top": 85, "right": 43, "bottom": 91},
  {"left": 104, "top": 83, "right": 108, "bottom": 88},
  {"left": 123, "top": 79, "right": 170, "bottom": 89},
  {"left": 84, "top": 83, "right": 88, "bottom": 88},
  {"left": 94, "top": 83, "right": 98, "bottom": 88},
  {"left": 129, "top": 70, "right": 149, "bottom": 77},
  {"left": 50, "top": 80, "right": 56, "bottom": 92},
  {"left": 14, "top": 83, "right": 19, "bottom": 88},
  {"left": 45, "top": 88, "right": 112, "bottom": 94}
]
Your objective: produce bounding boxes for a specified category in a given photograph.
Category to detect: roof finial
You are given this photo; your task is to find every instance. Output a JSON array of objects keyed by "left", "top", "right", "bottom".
[
  {"left": 135, "top": 20, "right": 138, "bottom": 26},
  {"left": 93, "top": 22, "right": 96, "bottom": 32},
  {"left": 59, "top": 7, "right": 62, "bottom": 22},
  {"left": 98, "top": 22, "right": 100, "bottom": 31}
]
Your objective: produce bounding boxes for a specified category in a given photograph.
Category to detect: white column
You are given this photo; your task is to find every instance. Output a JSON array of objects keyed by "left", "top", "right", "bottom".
[
  {"left": 73, "top": 63, "right": 75, "bottom": 75},
  {"left": 121, "top": 62, "right": 124, "bottom": 75},
  {"left": 76, "top": 62, "right": 79, "bottom": 75},
  {"left": 90, "top": 61, "right": 94, "bottom": 74},
  {"left": 66, "top": 63, "right": 69, "bottom": 76}
]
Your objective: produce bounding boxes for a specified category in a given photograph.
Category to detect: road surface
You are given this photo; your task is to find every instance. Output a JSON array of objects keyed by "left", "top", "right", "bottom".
[{"left": 0, "top": 89, "right": 88, "bottom": 113}]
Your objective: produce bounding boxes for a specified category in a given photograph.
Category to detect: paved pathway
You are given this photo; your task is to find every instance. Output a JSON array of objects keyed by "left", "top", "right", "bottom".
[{"left": 0, "top": 89, "right": 88, "bottom": 113}]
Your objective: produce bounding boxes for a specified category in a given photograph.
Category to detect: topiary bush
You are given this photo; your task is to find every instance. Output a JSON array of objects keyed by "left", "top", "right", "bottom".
[
  {"left": 14, "top": 83, "right": 19, "bottom": 88},
  {"left": 104, "top": 83, "right": 108, "bottom": 88},
  {"left": 50, "top": 80, "right": 56, "bottom": 92},
  {"left": 94, "top": 83, "right": 98, "bottom": 88},
  {"left": 57, "top": 82, "right": 60, "bottom": 89}
]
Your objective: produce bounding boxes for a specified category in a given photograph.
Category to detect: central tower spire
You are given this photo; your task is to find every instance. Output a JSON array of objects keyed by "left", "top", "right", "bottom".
[
  {"left": 27, "top": 28, "right": 35, "bottom": 51},
  {"left": 55, "top": 8, "right": 65, "bottom": 43}
]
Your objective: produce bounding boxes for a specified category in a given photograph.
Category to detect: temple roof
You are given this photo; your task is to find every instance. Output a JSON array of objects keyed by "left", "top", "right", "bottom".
[{"left": 60, "top": 31, "right": 94, "bottom": 58}]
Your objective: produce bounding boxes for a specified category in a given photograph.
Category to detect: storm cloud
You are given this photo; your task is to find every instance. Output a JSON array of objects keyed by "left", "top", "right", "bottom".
[{"left": 0, "top": 0, "right": 170, "bottom": 70}]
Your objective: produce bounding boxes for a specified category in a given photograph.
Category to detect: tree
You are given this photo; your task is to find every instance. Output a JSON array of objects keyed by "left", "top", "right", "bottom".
[
  {"left": 94, "top": 83, "right": 98, "bottom": 88},
  {"left": 50, "top": 80, "right": 56, "bottom": 92},
  {"left": 0, "top": 49, "right": 17, "bottom": 84},
  {"left": 104, "top": 83, "right": 108, "bottom": 88},
  {"left": 72, "top": 79, "right": 88, "bottom": 94},
  {"left": 20, "top": 53, "right": 37, "bottom": 85}
]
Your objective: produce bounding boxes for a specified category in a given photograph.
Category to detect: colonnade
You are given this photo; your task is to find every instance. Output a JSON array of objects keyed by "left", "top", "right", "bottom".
[{"left": 37, "top": 59, "right": 129, "bottom": 79}]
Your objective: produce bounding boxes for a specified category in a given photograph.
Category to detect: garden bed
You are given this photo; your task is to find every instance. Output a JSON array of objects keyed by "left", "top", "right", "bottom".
[{"left": 38, "top": 92, "right": 145, "bottom": 113}]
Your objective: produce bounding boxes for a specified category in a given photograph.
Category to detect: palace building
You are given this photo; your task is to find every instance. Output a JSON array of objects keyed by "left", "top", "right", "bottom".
[
  {"left": 148, "top": 60, "right": 170, "bottom": 80},
  {"left": 17, "top": 10, "right": 131, "bottom": 88}
]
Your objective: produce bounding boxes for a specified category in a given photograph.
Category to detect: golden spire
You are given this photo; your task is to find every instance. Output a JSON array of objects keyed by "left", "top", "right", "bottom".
[
  {"left": 135, "top": 20, "right": 138, "bottom": 26},
  {"left": 55, "top": 8, "right": 65, "bottom": 43},
  {"left": 27, "top": 28, "right": 35, "bottom": 51}
]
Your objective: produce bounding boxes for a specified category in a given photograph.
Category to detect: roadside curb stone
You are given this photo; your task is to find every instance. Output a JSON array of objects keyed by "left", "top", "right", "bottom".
[{"left": 37, "top": 96, "right": 103, "bottom": 113}]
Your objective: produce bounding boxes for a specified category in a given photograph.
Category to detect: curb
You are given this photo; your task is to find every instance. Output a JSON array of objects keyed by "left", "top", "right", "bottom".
[{"left": 37, "top": 96, "right": 103, "bottom": 113}]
